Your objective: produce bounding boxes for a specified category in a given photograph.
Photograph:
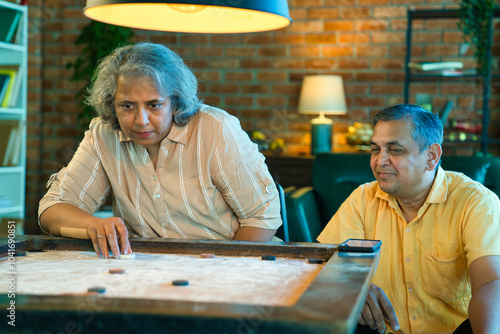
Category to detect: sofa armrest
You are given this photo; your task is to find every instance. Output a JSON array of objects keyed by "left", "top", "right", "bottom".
[{"left": 285, "top": 187, "right": 323, "bottom": 242}]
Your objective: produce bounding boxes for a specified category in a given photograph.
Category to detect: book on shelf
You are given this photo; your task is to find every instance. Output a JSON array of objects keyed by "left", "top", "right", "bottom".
[
  {"left": 440, "top": 69, "right": 477, "bottom": 76},
  {"left": 0, "top": 73, "right": 10, "bottom": 103},
  {"left": 0, "top": 119, "right": 22, "bottom": 167},
  {"left": 1, "top": 121, "right": 17, "bottom": 166},
  {"left": 0, "top": 66, "right": 19, "bottom": 108},
  {"left": 12, "top": 8, "right": 24, "bottom": 45},
  {"left": 0, "top": 120, "right": 16, "bottom": 166},
  {"left": 5, "top": 65, "right": 22, "bottom": 107},
  {"left": 439, "top": 100, "right": 453, "bottom": 126},
  {"left": 8, "top": 120, "right": 23, "bottom": 166},
  {"left": 407, "top": 61, "right": 464, "bottom": 71},
  {"left": 0, "top": 6, "right": 22, "bottom": 44}
]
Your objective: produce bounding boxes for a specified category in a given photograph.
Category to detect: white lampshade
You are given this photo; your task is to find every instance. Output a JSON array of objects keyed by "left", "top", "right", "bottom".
[
  {"left": 298, "top": 75, "right": 347, "bottom": 155},
  {"left": 84, "top": 0, "right": 292, "bottom": 34},
  {"left": 298, "top": 75, "right": 347, "bottom": 115}
]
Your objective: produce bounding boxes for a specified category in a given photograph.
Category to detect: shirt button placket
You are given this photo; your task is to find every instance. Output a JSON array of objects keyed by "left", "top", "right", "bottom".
[
  {"left": 403, "top": 221, "right": 416, "bottom": 330},
  {"left": 153, "top": 187, "right": 167, "bottom": 224}
]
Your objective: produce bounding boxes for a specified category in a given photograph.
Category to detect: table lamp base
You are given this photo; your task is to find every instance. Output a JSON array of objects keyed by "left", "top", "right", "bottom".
[{"left": 311, "top": 115, "right": 333, "bottom": 155}]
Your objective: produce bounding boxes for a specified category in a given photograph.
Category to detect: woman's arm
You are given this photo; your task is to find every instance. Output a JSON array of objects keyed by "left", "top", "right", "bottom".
[
  {"left": 210, "top": 114, "right": 282, "bottom": 241},
  {"left": 38, "top": 120, "right": 132, "bottom": 257},
  {"left": 40, "top": 203, "right": 131, "bottom": 259},
  {"left": 233, "top": 226, "right": 277, "bottom": 241}
]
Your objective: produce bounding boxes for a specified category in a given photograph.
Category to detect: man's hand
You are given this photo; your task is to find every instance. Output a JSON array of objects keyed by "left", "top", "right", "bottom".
[
  {"left": 359, "top": 284, "right": 400, "bottom": 333},
  {"left": 87, "top": 217, "right": 132, "bottom": 259}
]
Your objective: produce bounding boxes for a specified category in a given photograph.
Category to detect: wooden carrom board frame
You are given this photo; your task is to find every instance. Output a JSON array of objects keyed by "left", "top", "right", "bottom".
[{"left": 0, "top": 235, "right": 379, "bottom": 334}]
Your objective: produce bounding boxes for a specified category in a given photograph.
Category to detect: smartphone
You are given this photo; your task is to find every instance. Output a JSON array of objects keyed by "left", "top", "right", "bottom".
[{"left": 338, "top": 239, "right": 381, "bottom": 252}]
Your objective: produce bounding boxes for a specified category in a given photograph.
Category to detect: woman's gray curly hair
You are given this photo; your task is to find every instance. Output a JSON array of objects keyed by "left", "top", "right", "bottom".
[{"left": 86, "top": 42, "right": 202, "bottom": 130}]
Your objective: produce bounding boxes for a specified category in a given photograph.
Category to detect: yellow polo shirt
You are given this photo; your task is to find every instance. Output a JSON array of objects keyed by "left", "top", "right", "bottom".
[{"left": 318, "top": 167, "right": 500, "bottom": 333}]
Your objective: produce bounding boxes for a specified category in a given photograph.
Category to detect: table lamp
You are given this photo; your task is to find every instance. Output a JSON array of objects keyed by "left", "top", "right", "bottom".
[
  {"left": 298, "top": 75, "right": 347, "bottom": 155},
  {"left": 83, "top": 0, "right": 291, "bottom": 33}
]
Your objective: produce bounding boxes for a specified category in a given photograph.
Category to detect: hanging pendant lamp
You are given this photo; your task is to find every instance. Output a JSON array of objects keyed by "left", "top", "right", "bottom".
[{"left": 84, "top": 0, "right": 292, "bottom": 33}]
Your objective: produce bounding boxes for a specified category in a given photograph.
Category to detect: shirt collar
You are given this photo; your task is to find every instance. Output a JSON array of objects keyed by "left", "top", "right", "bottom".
[
  {"left": 166, "top": 122, "right": 189, "bottom": 145},
  {"left": 424, "top": 166, "right": 448, "bottom": 204},
  {"left": 118, "top": 130, "right": 130, "bottom": 142},
  {"left": 375, "top": 186, "right": 395, "bottom": 208}
]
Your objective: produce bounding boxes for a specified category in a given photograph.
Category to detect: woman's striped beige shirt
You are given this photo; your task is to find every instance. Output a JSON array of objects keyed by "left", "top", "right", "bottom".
[{"left": 39, "top": 105, "right": 282, "bottom": 239}]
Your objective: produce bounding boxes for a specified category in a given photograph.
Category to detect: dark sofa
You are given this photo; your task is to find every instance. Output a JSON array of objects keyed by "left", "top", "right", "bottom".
[{"left": 285, "top": 153, "right": 500, "bottom": 242}]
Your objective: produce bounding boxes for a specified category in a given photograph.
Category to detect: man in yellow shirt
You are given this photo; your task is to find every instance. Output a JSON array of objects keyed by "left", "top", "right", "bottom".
[{"left": 318, "top": 104, "right": 500, "bottom": 334}]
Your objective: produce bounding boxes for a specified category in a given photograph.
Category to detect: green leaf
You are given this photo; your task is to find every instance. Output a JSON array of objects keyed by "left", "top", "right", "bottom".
[{"left": 458, "top": 0, "right": 495, "bottom": 77}]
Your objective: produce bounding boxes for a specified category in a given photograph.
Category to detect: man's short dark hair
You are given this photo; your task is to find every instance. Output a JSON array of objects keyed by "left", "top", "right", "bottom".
[{"left": 374, "top": 104, "right": 443, "bottom": 152}]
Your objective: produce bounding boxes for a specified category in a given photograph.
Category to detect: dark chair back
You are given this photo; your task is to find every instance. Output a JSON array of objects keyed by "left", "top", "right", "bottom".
[{"left": 274, "top": 182, "right": 289, "bottom": 242}]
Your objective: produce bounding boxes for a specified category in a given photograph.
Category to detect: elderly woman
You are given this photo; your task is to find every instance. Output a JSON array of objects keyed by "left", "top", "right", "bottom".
[{"left": 39, "top": 42, "right": 281, "bottom": 259}]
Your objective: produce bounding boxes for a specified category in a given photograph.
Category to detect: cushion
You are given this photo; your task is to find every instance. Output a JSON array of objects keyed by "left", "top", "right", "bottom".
[
  {"left": 313, "top": 153, "right": 373, "bottom": 226},
  {"left": 440, "top": 156, "right": 491, "bottom": 184}
]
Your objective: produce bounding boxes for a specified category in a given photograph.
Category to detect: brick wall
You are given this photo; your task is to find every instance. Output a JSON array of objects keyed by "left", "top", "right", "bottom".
[{"left": 24, "top": 0, "right": 500, "bottom": 233}]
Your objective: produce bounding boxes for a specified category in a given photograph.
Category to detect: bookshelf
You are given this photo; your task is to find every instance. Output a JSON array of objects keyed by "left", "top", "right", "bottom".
[
  {"left": 0, "top": 0, "right": 27, "bottom": 227},
  {"left": 404, "top": 8, "right": 500, "bottom": 156}
]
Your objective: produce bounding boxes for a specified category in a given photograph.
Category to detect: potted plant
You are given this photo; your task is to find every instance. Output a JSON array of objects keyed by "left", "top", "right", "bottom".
[{"left": 458, "top": 0, "right": 496, "bottom": 77}]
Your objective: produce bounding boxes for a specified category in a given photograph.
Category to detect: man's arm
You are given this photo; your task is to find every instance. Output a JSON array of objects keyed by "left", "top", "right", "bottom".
[
  {"left": 40, "top": 203, "right": 131, "bottom": 259},
  {"left": 468, "top": 255, "right": 500, "bottom": 334}
]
